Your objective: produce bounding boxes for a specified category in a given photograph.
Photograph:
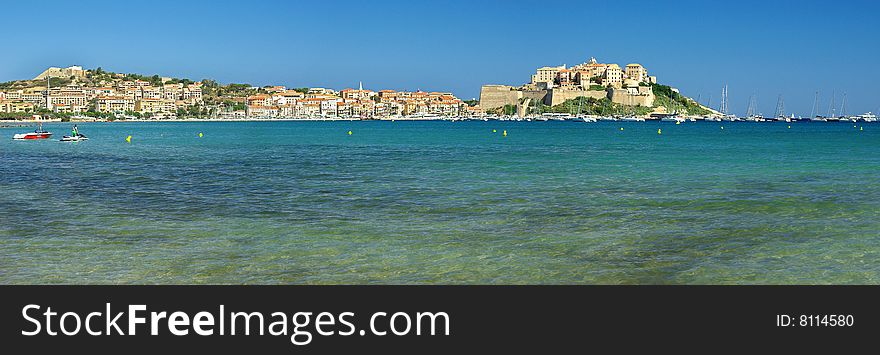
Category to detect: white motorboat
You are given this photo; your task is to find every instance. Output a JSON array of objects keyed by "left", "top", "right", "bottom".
[
  {"left": 660, "top": 116, "right": 686, "bottom": 123},
  {"left": 574, "top": 115, "right": 597, "bottom": 123},
  {"left": 857, "top": 112, "right": 877, "bottom": 122},
  {"left": 13, "top": 123, "right": 52, "bottom": 140}
]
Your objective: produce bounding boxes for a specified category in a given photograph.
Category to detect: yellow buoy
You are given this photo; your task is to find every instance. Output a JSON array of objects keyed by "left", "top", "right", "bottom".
[
  {"left": 198, "top": 132, "right": 203, "bottom": 138},
  {"left": 620, "top": 127, "right": 624, "bottom": 131},
  {"left": 125, "top": 135, "right": 132, "bottom": 143},
  {"left": 787, "top": 125, "right": 791, "bottom": 129},
  {"left": 657, "top": 128, "right": 662, "bottom": 135},
  {"left": 347, "top": 130, "right": 352, "bottom": 135},
  {"left": 503, "top": 130, "right": 507, "bottom": 137},
  {"left": 492, "top": 129, "right": 497, "bottom": 133},
  {"left": 860, "top": 126, "right": 864, "bottom": 131},
  {"left": 675, "top": 121, "right": 681, "bottom": 125}
]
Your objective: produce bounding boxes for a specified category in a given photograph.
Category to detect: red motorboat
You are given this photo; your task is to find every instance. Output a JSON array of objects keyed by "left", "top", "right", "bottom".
[{"left": 13, "top": 123, "right": 52, "bottom": 140}]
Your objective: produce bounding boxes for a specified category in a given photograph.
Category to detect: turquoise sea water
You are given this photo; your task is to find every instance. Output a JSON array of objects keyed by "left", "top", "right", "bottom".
[{"left": 1, "top": 120, "right": 878, "bottom": 284}]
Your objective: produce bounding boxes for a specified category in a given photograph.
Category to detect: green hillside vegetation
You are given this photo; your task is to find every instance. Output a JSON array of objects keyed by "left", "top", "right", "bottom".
[
  {"left": 0, "top": 80, "right": 29, "bottom": 90},
  {"left": 538, "top": 83, "right": 709, "bottom": 117},
  {"left": 650, "top": 83, "right": 711, "bottom": 115},
  {"left": 0, "top": 67, "right": 261, "bottom": 100},
  {"left": 546, "top": 97, "right": 652, "bottom": 116}
]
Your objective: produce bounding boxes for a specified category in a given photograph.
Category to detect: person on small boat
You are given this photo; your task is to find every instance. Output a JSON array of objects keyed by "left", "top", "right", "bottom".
[{"left": 72, "top": 125, "right": 79, "bottom": 137}]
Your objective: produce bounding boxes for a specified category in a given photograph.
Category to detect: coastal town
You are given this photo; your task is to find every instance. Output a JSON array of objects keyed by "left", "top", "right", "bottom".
[
  {"left": 0, "top": 63, "right": 876, "bottom": 122},
  {"left": 0, "top": 65, "right": 479, "bottom": 121}
]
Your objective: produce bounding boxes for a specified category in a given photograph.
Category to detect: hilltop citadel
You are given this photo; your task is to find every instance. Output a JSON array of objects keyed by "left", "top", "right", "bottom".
[{"left": 480, "top": 57, "right": 710, "bottom": 116}]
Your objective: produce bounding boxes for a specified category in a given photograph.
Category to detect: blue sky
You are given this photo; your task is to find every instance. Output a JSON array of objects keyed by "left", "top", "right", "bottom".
[{"left": 2, "top": 0, "right": 878, "bottom": 115}]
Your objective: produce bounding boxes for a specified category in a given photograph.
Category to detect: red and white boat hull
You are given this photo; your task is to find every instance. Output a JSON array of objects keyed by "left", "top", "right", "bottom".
[{"left": 13, "top": 132, "right": 52, "bottom": 140}]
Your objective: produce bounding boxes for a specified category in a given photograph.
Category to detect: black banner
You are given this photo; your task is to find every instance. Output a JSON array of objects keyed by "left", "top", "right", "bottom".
[{"left": 1, "top": 286, "right": 876, "bottom": 353}]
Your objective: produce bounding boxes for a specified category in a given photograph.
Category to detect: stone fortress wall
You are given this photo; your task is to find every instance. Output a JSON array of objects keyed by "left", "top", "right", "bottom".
[
  {"left": 34, "top": 66, "right": 86, "bottom": 80},
  {"left": 482, "top": 85, "right": 655, "bottom": 110}
]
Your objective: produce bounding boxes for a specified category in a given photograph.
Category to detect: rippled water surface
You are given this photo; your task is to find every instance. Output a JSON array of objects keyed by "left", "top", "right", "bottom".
[{"left": 1, "top": 121, "right": 878, "bottom": 284}]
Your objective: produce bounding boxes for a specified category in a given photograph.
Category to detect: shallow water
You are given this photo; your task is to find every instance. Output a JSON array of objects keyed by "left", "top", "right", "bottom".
[{"left": 1, "top": 120, "right": 878, "bottom": 284}]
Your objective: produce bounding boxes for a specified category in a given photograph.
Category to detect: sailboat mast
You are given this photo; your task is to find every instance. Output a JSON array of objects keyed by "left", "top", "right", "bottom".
[
  {"left": 577, "top": 96, "right": 583, "bottom": 116},
  {"left": 746, "top": 93, "right": 755, "bottom": 117},
  {"left": 629, "top": 92, "right": 633, "bottom": 116},
  {"left": 46, "top": 76, "right": 51, "bottom": 110},
  {"left": 754, "top": 91, "right": 759, "bottom": 116},
  {"left": 780, "top": 95, "right": 785, "bottom": 118},
  {"left": 775, "top": 94, "right": 785, "bottom": 118},
  {"left": 810, "top": 91, "right": 819, "bottom": 118},
  {"left": 827, "top": 90, "right": 836, "bottom": 118}
]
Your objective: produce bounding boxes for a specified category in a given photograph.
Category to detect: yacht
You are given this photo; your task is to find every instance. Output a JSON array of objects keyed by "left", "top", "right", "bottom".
[
  {"left": 857, "top": 112, "right": 877, "bottom": 122},
  {"left": 660, "top": 115, "right": 686, "bottom": 123},
  {"left": 574, "top": 115, "right": 597, "bottom": 123},
  {"left": 542, "top": 113, "right": 570, "bottom": 121}
]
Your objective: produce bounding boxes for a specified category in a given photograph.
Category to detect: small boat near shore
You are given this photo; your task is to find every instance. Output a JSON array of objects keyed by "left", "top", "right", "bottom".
[
  {"left": 660, "top": 116, "right": 686, "bottom": 123},
  {"left": 573, "top": 115, "right": 597, "bottom": 122},
  {"left": 541, "top": 113, "right": 570, "bottom": 121},
  {"left": 13, "top": 123, "right": 52, "bottom": 140},
  {"left": 721, "top": 115, "right": 740, "bottom": 121}
]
